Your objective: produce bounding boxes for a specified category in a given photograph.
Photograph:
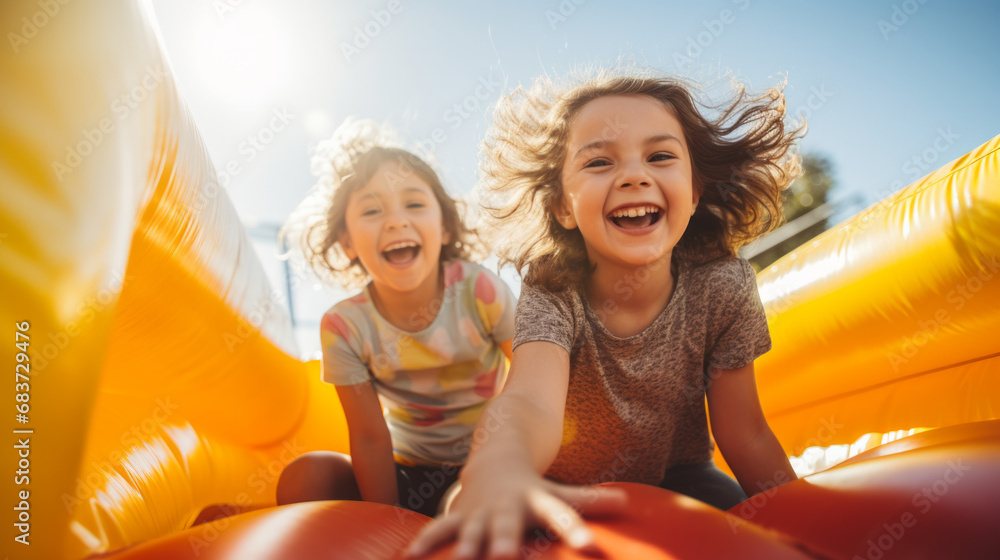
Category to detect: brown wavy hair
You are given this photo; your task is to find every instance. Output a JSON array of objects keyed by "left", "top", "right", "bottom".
[
  {"left": 282, "top": 119, "right": 481, "bottom": 290},
  {"left": 478, "top": 71, "right": 804, "bottom": 292}
]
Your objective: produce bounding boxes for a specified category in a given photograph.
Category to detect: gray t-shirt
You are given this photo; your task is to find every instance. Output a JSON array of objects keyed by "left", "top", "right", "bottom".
[{"left": 513, "top": 257, "right": 771, "bottom": 485}]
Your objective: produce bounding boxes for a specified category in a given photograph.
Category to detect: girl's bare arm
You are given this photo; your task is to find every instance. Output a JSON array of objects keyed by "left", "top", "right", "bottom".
[
  {"left": 466, "top": 340, "right": 568, "bottom": 472},
  {"left": 706, "top": 361, "right": 797, "bottom": 497},
  {"left": 406, "top": 341, "right": 626, "bottom": 560},
  {"left": 336, "top": 382, "right": 399, "bottom": 506}
]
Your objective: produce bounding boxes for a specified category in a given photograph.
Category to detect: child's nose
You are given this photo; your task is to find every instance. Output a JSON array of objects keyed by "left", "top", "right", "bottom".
[
  {"left": 617, "top": 159, "right": 652, "bottom": 189},
  {"left": 382, "top": 206, "right": 410, "bottom": 230}
]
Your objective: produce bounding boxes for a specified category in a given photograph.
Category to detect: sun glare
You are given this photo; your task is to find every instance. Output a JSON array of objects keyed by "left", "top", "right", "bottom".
[{"left": 196, "top": 6, "right": 297, "bottom": 111}]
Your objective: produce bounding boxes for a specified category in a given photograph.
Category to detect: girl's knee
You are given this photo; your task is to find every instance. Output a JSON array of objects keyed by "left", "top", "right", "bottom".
[{"left": 276, "top": 451, "right": 358, "bottom": 505}]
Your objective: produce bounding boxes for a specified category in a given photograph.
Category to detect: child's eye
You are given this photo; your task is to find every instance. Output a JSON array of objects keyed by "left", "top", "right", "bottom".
[
  {"left": 584, "top": 159, "right": 610, "bottom": 169},
  {"left": 361, "top": 208, "right": 380, "bottom": 216},
  {"left": 649, "top": 153, "right": 676, "bottom": 162},
  {"left": 406, "top": 202, "right": 426, "bottom": 209}
]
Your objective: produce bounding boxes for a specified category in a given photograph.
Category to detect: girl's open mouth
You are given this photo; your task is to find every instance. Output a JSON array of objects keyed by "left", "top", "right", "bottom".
[
  {"left": 381, "top": 241, "right": 421, "bottom": 266},
  {"left": 607, "top": 205, "right": 662, "bottom": 230}
]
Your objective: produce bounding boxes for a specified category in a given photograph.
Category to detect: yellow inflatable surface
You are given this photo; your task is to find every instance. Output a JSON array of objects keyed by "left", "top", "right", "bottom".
[
  {"left": 0, "top": 2, "right": 349, "bottom": 558},
  {"left": 1, "top": 1, "right": 997, "bottom": 559},
  {"left": 756, "top": 133, "right": 1000, "bottom": 457}
]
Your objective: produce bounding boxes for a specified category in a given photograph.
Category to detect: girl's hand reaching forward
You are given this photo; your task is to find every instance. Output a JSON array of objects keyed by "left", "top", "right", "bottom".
[{"left": 405, "top": 461, "right": 628, "bottom": 560}]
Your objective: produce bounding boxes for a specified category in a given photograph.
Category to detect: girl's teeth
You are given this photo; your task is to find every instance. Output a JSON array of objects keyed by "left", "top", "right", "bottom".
[{"left": 612, "top": 206, "right": 656, "bottom": 218}]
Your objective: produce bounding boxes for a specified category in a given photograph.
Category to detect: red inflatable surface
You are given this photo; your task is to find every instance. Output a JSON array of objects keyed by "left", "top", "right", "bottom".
[
  {"left": 729, "top": 420, "right": 1000, "bottom": 559},
  {"left": 99, "top": 421, "right": 1000, "bottom": 559}
]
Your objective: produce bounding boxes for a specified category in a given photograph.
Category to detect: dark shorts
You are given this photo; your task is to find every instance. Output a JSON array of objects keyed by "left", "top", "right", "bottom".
[
  {"left": 395, "top": 462, "right": 461, "bottom": 517},
  {"left": 657, "top": 462, "right": 748, "bottom": 511},
  {"left": 392, "top": 460, "right": 746, "bottom": 516}
]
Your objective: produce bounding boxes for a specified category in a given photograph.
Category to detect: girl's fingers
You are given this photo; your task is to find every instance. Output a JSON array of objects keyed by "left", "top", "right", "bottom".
[
  {"left": 486, "top": 509, "right": 524, "bottom": 560},
  {"left": 405, "top": 513, "right": 463, "bottom": 558},
  {"left": 406, "top": 483, "right": 625, "bottom": 559},
  {"left": 525, "top": 489, "right": 597, "bottom": 552},
  {"left": 452, "top": 514, "right": 487, "bottom": 560}
]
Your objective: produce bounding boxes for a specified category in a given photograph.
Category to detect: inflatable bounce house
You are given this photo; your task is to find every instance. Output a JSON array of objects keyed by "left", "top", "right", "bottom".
[{"left": 2, "top": 1, "right": 998, "bottom": 559}]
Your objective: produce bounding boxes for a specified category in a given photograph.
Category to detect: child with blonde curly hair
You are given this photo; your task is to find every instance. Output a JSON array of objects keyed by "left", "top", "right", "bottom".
[
  {"left": 277, "top": 119, "right": 516, "bottom": 518},
  {"left": 407, "top": 72, "right": 802, "bottom": 558}
]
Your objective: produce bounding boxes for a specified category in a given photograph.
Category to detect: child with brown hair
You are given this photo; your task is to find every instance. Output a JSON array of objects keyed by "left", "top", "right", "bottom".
[
  {"left": 407, "top": 72, "right": 802, "bottom": 558},
  {"left": 277, "top": 119, "right": 516, "bottom": 517}
]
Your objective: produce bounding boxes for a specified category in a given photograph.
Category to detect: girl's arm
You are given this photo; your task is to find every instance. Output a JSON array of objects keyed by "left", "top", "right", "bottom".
[
  {"left": 406, "top": 341, "right": 626, "bottom": 559},
  {"left": 467, "top": 340, "right": 567, "bottom": 472},
  {"left": 706, "top": 361, "right": 797, "bottom": 497},
  {"left": 335, "top": 382, "right": 399, "bottom": 506}
]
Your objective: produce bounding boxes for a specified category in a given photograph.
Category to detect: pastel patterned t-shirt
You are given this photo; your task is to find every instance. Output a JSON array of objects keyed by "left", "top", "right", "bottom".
[{"left": 320, "top": 260, "right": 516, "bottom": 466}]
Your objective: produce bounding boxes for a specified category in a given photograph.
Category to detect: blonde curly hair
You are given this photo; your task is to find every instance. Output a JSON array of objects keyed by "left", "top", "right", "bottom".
[
  {"left": 478, "top": 70, "right": 804, "bottom": 292},
  {"left": 282, "top": 119, "right": 481, "bottom": 290}
]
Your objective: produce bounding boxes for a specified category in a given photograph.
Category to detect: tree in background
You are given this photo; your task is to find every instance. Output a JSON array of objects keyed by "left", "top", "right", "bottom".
[{"left": 746, "top": 153, "right": 837, "bottom": 272}]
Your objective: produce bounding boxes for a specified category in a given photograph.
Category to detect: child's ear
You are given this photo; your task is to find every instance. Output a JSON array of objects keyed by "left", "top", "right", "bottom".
[
  {"left": 441, "top": 223, "right": 453, "bottom": 246},
  {"left": 339, "top": 232, "right": 357, "bottom": 260},
  {"left": 691, "top": 185, "right": 701, "bottom": 216},
  {"left": 553, "top": 197, "right": 578, "bottom": 230}
]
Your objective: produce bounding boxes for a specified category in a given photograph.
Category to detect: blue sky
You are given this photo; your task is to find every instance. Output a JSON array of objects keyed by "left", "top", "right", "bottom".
[
  {"left": 152, "top": 0, "right": 1000, "bottom": 224},
  {"left": 149, "top": 0, "right": 1000, "bottom": 355}
]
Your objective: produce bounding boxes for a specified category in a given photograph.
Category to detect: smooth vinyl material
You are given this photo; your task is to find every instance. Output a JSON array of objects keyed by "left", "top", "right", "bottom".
[
  {"left": 728, "top": 421, "right": 1000, "bottom": 559},
  {"left": 753, "top": 134, "right": 1000, "bottom": 456},
  {"left": 1, "top": 0, "right": 998, "bottom": 558},
  {"left": 1, "top": 1, "right": 347, "bottom": 558},
  {"left": 422, "top": 482, "right": 815, "bottom": 560},
  {"left": 105, "top": 501, "right": 430, "bottom": 560}
]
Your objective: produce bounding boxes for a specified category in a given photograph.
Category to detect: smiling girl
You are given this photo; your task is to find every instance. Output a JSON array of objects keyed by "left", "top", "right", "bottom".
[
  {"left": 277, "top": 120, "right": 516, "bottom": 517},
  {"left": 407, "top": 74, "right": 803, "bottom": 559}
]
